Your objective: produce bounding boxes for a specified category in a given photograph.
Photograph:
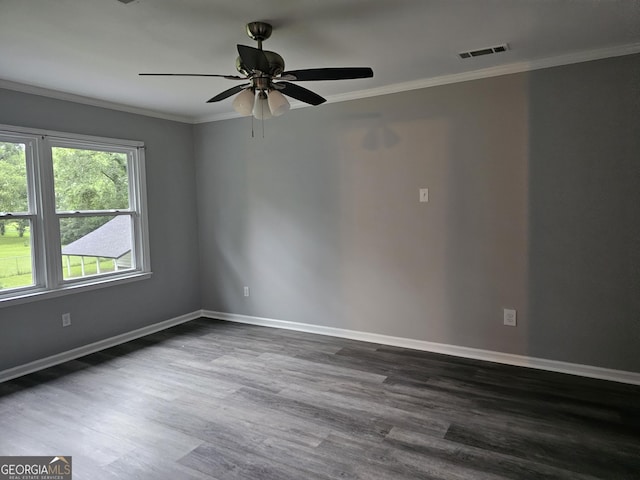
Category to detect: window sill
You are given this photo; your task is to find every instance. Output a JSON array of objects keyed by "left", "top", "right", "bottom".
[{"left": 0, "top": 271, "right": 153, "bottom": 309}]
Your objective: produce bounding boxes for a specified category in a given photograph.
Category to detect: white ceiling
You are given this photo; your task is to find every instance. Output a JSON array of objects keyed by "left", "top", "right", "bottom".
[{"left": 1, "top": 0, "right": 639, "bottom": 123}]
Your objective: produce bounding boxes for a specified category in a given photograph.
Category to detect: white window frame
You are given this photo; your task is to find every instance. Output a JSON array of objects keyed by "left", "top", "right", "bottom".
[{"left": 0, "top": 124, "right": 151, "bottom": 307}]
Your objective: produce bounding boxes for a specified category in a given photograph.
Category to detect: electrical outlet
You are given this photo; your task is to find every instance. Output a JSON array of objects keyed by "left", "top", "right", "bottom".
[
  {"left": 503, "top": 308, "right": 516, "bottom": 327},
  {"left": 62, "top": 313, "right": 71, "bottom": 327},
  {"left": 243, "top": 286, "right": 250, "bottom": 297}
]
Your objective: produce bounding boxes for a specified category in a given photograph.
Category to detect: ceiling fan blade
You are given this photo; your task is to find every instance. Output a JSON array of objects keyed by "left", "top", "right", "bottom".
[
  {"left": 206, "top": 83, "right": 251, "bottom": 103},
  {"left": 277, "top": 82, "right": 326, "bottom": 106},
  {"left": 237, "top": 44, "right": 270, "bottom": 73},
  {"left": 139, "top": 73, "right": 246, "bottom": 80},
  {"left": 281, "top": 67, "right": 373, "bottom": 81}
]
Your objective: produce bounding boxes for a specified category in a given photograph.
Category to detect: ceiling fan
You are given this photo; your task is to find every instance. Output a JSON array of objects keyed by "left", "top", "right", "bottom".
[{"left": 140, "top": 21, "right": 373, "bottom": 119}]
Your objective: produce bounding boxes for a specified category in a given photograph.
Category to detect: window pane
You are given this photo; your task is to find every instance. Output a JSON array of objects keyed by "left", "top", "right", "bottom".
[
  {"left": 52, "top": 147, "right": 129, "bottom": 211},
  {"left": 0, "top": 219, "right": 34, "bottom": 290},
  {"left": 60, "top": 215, "right": 133, "bottom": 280},
  {"left": 0, "top": 141, "right": 28, "bottom": 213}
]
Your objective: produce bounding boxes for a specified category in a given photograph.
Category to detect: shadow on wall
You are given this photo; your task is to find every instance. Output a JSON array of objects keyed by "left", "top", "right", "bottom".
[
  {"left": 441, "top": 75, "right": 530, "bottom": 357},
  {"left": 527, "top": 56, "right": 640, "bottom": 371},
  {"left": 334, "top": 75, "right": 530, "bottom": 355}
]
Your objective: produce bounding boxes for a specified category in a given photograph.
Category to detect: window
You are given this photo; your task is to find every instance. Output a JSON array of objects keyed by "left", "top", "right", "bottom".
[{"left": 0, "top": 124, "right": 150, "bottom": 305}]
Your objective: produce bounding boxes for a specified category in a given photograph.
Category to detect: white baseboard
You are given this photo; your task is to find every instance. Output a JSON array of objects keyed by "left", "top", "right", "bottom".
[
  {"left": 202, "top": 310, "right": 640, "bottom": 386},
  {"left": 4, "top": 309, "right": 638, "bottom": 386},
  {"left": 0, "top": 310, "right": 201, "bottom": 383}
]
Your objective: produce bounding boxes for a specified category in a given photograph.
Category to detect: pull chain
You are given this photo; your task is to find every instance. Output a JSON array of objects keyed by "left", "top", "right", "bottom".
[{"left": 261, "top": 98, "right": 265, "bottom": 138}]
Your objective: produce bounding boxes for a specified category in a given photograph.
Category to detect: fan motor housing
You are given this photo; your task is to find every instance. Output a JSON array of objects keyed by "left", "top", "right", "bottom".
[{"left": 236, "top": 50, "right": 284, "bottom": 77}]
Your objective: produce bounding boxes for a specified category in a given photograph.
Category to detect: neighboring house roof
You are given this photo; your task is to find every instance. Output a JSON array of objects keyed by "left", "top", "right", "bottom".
[{"left": 61, "top": 215, "right": 131, "bottom": 259}]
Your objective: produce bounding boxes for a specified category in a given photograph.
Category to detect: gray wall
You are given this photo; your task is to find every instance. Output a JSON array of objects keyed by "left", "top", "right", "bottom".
[
  {"left": 527, "top": 55, "right": 640, "bottom": 372},
  {"left": 0, "top": 89, "right": 201, "bottom": 371},
  {"left": 194, "top": 53, "right": 640, "bottom": 372}
]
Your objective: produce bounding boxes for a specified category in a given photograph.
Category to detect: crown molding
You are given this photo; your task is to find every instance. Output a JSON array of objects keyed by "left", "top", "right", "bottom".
[
  {"left": 0, "top": 79, "right": 193, "bottom": 124},
  {"left": 321, "top": 42, "right": 640, "bottom": 107},
  {"left": 3, "top": 42, "right": 639, "bottom": 125}
]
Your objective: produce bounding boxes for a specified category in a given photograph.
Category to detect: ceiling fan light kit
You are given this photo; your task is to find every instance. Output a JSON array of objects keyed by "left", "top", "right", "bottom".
[
  {"left": 253, "top": 91, "right": 272, "bottom": 120},
  {"left": 231, "top": 88, "right": 256, "bottom": 116},
  {"left": 139, "top": 21, "right": 373, "bottom": 121},
  {"left": 266, "top": 90, "right": 290, "bottom": 117}
]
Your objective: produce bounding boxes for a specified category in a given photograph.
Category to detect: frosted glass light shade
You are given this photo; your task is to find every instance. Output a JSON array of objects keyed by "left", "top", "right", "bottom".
[
  {"left": 253, "top": 92, "right": 272, "bottom": 120},
  {"left": 267, "top": 90, "right": 290, "bottom": 117},
  {"left": 232, "top": 88, "right": 255, "bottom": 116}
]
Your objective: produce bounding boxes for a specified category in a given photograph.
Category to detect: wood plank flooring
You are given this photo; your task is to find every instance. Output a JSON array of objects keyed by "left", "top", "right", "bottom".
[{"left": 0, "top": 318, "right": 639, "bottom": 479}]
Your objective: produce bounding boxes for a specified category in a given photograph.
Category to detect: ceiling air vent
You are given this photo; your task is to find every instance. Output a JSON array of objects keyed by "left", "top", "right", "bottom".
[{"left": 459, "top": 44, "right": 509, "bottom": 59}]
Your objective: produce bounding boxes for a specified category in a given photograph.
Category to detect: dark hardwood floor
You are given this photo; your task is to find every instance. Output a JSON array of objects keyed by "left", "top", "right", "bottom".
[{"left": 1, "top": 318, "right": 639, "bottom": 479}]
